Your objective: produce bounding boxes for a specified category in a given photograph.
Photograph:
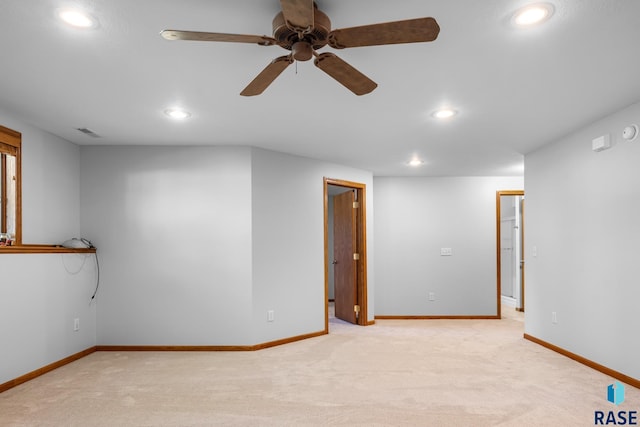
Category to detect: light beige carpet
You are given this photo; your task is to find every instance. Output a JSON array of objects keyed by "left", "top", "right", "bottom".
[{"left": 1, "top": 310, "right": 637, "bottom": 426}]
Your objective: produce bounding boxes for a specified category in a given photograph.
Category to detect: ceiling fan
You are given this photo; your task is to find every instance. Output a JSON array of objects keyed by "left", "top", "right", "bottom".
[{"left": 160, "top": 0, "right": 439, "bottom": 96}]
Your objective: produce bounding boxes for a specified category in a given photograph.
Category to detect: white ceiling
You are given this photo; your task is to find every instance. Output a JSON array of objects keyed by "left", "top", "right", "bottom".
[{"left": 1, "top": 0, "right": 639, "bottom": 176}]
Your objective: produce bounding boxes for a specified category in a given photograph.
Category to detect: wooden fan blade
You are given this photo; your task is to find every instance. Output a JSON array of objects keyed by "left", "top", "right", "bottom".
[
  {"left": 328, "top": 17, "right": 440, "bottom": 49},
  {"left": 161, "top": 30, "right": 277, "bottom": 46},
  {"left": 280, "top": 0, "right": 314, "bottom": 31},
  {"left": 314, "top": 53, "right": 377, "bottom": 96},
  {"left": 240, "top": 56, "right": 293, "bottom": 96}
]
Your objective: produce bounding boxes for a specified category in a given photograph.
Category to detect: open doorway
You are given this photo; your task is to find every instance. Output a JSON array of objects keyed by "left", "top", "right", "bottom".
[
  {"left": 324, "top": 178, "right": 368, "bottom": 331},
  {"left": 496, "top": 191, "right": 525, "bottom": 318}
]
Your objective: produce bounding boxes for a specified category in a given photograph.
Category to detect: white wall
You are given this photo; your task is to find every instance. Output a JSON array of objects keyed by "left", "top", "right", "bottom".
[
  {"left": 525, "top": 102, "right": 640, "bottom": 380},
  {"left": 0, "top": 254, "right": 97, "bottom": 385},
  {"left": 0, "top": 111, "right": 94, "bottom": 385},
  {"left": 250, "top": 148, "right": 374, "bottom": 343},
  {"left": 80, "top": 146, "right": 254, "bottom": 345},
  {"left": 79, "top": 146, "right": 374, "bottom": 347},
  {"left": 0, "top": 109, "right": 80, "bottom": 243},
  {"left": 374, "top": 176, "right": 523, "bottom": 316}
]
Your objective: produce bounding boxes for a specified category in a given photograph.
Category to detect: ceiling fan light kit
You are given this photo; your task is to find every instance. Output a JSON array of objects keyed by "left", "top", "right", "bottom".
[{"left": 160, "top": 0, "right": 440, "bottom": 96}]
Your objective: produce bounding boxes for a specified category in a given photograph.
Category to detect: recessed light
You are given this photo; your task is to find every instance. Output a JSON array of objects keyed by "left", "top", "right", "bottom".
[
  {"left": 58, "top": 9, "right": 98, "bottom": 28},
  {"left": 512, "top": 3, "right": 554, "bottom": 27},
  {"left": 408, "top": 158, "right": 424, "bottom": 167},
  {"left": 164, "top": 108, "right": 191, "bottom": 120},
  {"left": 432, "top": 109, "right": 457, "bottom": 119}
]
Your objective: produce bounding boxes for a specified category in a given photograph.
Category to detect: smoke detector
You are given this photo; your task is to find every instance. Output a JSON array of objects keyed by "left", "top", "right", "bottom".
[{"left": 622, "top": 124, "right": 638, "bottom": 142}]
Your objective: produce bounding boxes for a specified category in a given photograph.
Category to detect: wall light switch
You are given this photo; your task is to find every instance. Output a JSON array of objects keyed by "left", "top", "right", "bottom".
[
  {"left": 428, "top": 292, "right": 435, "bottom": 301},
  {"left": 440, "top": 248, "right": 453, "bottom": 256},
  {"left": 267, "top": 310, "right": 275, "bottom": 322}
]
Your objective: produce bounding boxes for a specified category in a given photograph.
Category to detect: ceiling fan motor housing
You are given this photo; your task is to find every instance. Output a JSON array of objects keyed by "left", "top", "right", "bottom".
[{"left": 272, "top": 7, "right": 331, "bottom": 52}]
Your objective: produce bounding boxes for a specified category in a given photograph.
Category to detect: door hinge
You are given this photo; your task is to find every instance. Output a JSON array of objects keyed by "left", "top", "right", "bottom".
[
  {"left": 353, "top": 201, "right": 360, "bottom": 209},
  {"left": 354, "top": 305, "right": 360, "bottom": 314},
  {"left": 353, "top": 253, "right": 360, "bottom": 260}
]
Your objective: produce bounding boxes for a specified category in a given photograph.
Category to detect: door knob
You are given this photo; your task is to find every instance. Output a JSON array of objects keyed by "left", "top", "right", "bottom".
[{"left": 332, "top": 260, "right": 338, "bottom": 265}]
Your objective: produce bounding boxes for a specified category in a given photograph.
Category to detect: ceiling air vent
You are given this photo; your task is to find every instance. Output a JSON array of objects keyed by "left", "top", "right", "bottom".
[{"left": 76, "top": 127, "right": 101, "bottom": 138}]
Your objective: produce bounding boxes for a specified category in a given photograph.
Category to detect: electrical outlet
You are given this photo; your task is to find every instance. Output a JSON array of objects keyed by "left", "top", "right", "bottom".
[
  {"left": 428, "top": 292, "right": 436, "bottom": 301},
  {"left": 73, "top": 318, "right": 80, "bottom": 331},
  {"left": 267, "top": 310, "right": 275, "bottom": 322},
  {"left": 552, "top": 312, "right": 557, "bottom": 324}
]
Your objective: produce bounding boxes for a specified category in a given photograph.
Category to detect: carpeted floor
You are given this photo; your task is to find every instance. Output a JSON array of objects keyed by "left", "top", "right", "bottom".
[{"left": 1, "top": 309, "right": 637, "bottom": 426}]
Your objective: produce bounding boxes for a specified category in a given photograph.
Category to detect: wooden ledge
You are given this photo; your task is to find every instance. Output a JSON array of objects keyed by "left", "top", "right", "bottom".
[{"left": 0, "top": 244, "right": 96, "bottom": 254}]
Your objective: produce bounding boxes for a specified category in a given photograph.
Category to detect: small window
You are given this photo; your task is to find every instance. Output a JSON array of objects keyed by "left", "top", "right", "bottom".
[{"left": 0, "top": 125, "right": 21, "bottom": 246}]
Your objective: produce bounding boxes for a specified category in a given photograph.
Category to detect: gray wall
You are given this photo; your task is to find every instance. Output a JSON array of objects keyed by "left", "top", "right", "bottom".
[
  {"left": 0, "top": 110, "right": 96, "bottom": 385},
  {"left": 79, "top": 146, "right": 374, "bottom": 347},
  {"left": 1, "top": 110, "right": 81, "bottom": 243},
  {"left": 80, "top": 146, "right": 254, "bottom": 345},
  {"left": 250, "top": 148, "right": 375, "bottom": 341},
  {"left": 524, "top": 101, "right": 640, "bottom": 380},
  {"left": 7, "top": 95, "right": 636, "bottom": 385},
  {"left": 374, "top": 176, "right": 523, "bottom": 316},
  {"left": 1, "top": 128, "right": 375, "bottom": 386}
]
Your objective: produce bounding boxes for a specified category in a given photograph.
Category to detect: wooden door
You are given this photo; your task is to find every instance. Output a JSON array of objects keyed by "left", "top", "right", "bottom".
[{"left": 333, "top": 190, "right": 358, "bottom": 324}]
